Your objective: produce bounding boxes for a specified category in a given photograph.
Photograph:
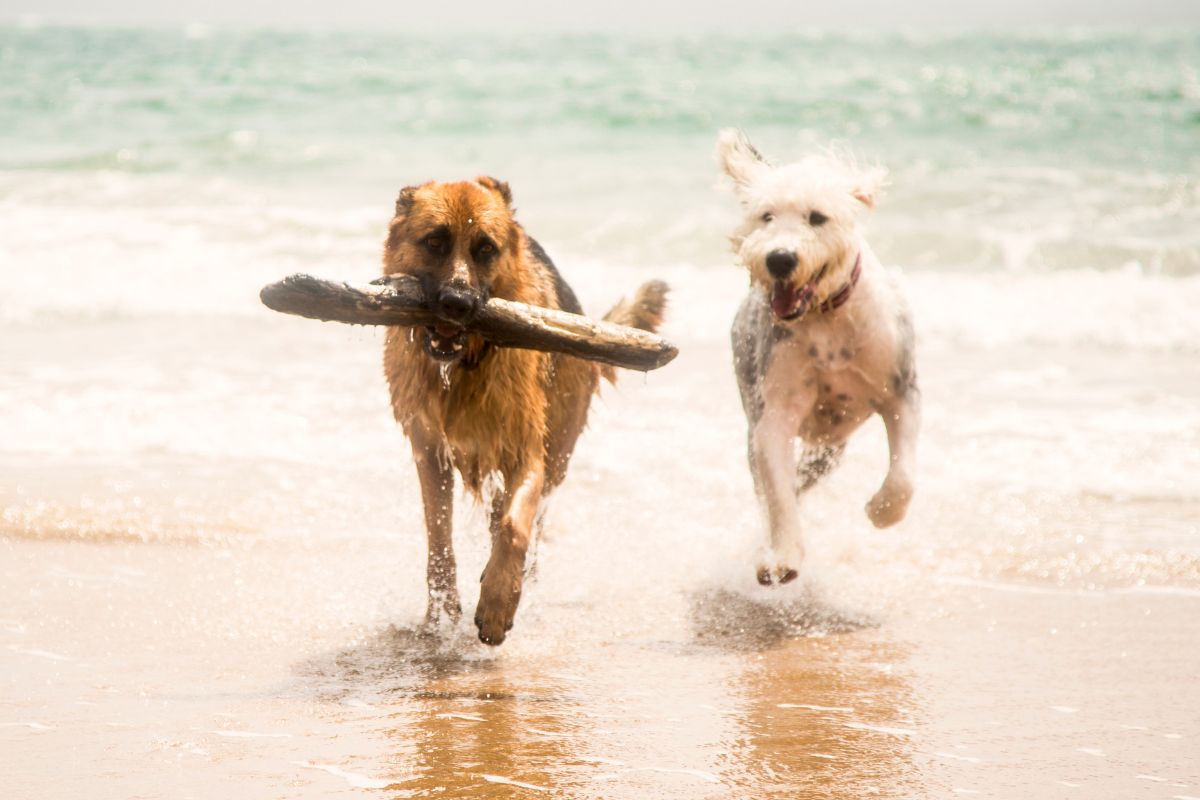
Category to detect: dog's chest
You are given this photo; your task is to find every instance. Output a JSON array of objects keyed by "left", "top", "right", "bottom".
[
  {"left": 763, "top": 327, "right": 856, "bottom": 397},
  {"left": 758, "top": 323, "right": 880, "bottom": 439}
]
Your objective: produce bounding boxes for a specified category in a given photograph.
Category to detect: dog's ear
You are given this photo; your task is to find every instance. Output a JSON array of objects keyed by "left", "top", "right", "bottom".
[
  {"left": 716, "top": 129, "right": 768, "bottom": 192},
  {"left": 475, "top": 175, "right": 513, "bottom": 206},
  {"left": 385, "top": 186, "right": 420, "bottom": 258},
  {"left": 849, "top": 165, "right": 888, "bottom": 210},
  {"left": 394, "top": 186, "right": 418, "bottom": 217}
]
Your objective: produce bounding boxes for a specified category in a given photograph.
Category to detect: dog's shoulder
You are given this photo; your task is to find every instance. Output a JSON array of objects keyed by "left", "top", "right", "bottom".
[{"left": 526, "top": 236, "right": 583, "bottom": 315}]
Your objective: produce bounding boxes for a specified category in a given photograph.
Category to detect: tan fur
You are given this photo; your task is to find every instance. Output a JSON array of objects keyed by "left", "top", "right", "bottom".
[
  {"left": 381, "top": 177, "right": 666, "bottom": 645},
  {"left": 599, "top": 279, "right": 669, "bottom": 385}
]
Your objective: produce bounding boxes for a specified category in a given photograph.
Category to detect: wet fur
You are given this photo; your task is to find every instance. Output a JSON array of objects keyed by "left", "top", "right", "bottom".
[
  {"left": 718, "top": 131, "right": 920, "bottom": 585},
  {"left": 382, "top": 177, "right": 666, "bottom": 645}
]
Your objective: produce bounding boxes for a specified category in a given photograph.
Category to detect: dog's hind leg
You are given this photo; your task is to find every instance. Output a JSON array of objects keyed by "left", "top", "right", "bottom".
[
  {"left": 409, "top": 423, "right": 461, "bottom": 628},
  {"left": 476, "top": 463, "right": 544, "bottom": 645},
  {"left": 867, "top": 317, "right": 920, "bottom": 528},
  {"left": 866, "top": 390, "right": 920, "bottom": 528},
  {"left": 796, "top": 444, "right": 845, "bottom": 495}
]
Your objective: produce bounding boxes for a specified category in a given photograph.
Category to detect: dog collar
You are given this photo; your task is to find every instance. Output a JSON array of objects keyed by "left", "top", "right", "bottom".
[{"left": 817, "top": 252, "right": 862, "bottom": 313}]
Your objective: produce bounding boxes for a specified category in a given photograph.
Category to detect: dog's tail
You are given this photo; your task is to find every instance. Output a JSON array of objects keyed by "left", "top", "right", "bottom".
[{"left": 599, "top": 279, "right": 669, "bottom": 385}]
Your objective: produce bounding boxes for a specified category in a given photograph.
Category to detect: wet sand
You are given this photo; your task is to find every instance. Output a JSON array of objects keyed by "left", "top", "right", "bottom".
[{"left": 3, "top": 535, "right": 1197, "bottom": 798}]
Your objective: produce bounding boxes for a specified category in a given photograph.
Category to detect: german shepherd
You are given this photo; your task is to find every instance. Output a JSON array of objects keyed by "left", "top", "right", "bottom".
[{"left": 382, "top": 176, "right": 667, "bottom": 645}]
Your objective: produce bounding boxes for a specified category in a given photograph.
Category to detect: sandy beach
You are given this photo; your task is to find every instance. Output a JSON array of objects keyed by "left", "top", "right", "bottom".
[{"left": 3, "top": 525, "right": 1197, "bottom": 798}]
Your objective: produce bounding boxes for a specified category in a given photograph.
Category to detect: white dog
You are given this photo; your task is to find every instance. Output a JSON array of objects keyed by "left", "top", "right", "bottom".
[{"left": 717, "top": 130, "right": 920, "bottom": 585}]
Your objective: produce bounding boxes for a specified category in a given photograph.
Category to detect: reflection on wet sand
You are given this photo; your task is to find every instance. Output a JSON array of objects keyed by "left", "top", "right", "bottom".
[
  {"left": 694, "top": 587, "right": 921, "bottom": 798},
  {"left": 391, "top": 662, "right": 573, "bottom": 797},
  {"left": 297, "top": 587, "right": 920, "bottom": 798},
  {"left": 300, "top": 627, "right": 579, "bottom": 796},
  {"left": 5, "top": 536, "right": 1196, "bottom": 799},
  {"left": 729, "top": 634, "right": 921, "bottom": 798}
]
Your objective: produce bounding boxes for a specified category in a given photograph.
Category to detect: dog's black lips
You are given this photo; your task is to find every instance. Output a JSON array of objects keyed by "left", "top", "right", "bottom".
[{"left": 423, "top": 325, "right": 468, "bottom": 362}]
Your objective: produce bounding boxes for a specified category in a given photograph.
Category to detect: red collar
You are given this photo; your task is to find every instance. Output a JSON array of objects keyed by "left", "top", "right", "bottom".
[{"left": 817, "top": 252, "right": 862, "bottom": 313}]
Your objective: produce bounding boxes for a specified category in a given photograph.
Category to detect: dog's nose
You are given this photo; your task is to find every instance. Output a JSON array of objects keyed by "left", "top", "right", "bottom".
[
  {"left": 437, "top": 287, "right": 479, "bottom": 323},
  {"left": 766, "top": 250, "right": 798, "bottom": 279}
]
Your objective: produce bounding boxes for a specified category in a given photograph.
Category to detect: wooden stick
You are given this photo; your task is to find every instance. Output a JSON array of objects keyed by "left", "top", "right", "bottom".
[{"left": 259, "top": 273, "right": 678, "bottom": 372}]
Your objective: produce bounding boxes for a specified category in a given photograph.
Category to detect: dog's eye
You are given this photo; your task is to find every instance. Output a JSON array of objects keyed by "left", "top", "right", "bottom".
[
  {"left": 424, "top": 236, "right": 446, "bottom": 254},
  {"left": 473, "top": 239, "right": 499, "bottom": 264},
  {"left": 809, "top": 210, "right": 828, "bottom": 227},
  {"left": 761, "top": 211, "right": 774, "bottom": 223}
]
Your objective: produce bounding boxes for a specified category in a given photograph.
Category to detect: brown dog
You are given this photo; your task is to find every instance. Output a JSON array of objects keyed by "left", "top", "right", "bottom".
[{"left": 382, "top": 176, "right": 666, "bottom": 645}]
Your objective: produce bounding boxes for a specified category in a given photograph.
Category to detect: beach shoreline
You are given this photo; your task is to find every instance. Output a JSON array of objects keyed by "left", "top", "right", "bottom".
[{"left": 3, "top": 534, "right": 1196, "bottom": 799}]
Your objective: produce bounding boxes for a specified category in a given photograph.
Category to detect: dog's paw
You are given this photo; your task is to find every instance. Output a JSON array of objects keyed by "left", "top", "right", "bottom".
[
  {"left": 756, "top": 541, "right": 804, "bottom": 586},
  {"left": 756, "top": 565, "right": 800, "bottom": 586},
  {"left": 866, "top": 481, "right": 913, "bottom": 528},
  {"left": 474, "top": 559, "right": 524, "bottom": 646},
  {"left": 473, "top": 602, "right": 517, "bottom": 646},
  {"left": 421, "top": 592, "right": 462, "bottom": 633}
]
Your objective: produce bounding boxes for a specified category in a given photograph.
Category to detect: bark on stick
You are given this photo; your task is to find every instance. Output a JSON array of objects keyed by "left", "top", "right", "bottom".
[{"left": 259, "top": 273, "right": 677, "bottom": 372}]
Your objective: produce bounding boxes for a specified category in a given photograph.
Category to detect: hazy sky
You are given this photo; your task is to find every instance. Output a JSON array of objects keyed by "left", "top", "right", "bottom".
[{"left": 4, "top": 0, "right": 1199, "bottom": 30}]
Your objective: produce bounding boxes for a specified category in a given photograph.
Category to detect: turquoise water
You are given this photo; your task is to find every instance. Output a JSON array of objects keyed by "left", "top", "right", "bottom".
[
  {"left": 3, "top": 28, "right": 1197, "bottom": 172},
  {"left": 2, "top": 27, "right": 1197, "bottom": 278},
  {"left": 2, "top": 26, "right": 1199, "bottom": 530}
]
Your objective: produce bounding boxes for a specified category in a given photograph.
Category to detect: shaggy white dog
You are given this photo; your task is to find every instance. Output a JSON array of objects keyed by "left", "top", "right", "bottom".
[{"left": 717, "top": 130, "right": 920, "bottom": 585}]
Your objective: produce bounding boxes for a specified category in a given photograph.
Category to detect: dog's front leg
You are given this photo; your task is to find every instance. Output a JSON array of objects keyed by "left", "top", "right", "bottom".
[
  {"left": 475, "top": 464, "right": 544, "bottom": 645},
  {"left": 749, "top": 407, "right": 805, "bottom": 585},
  {"left": 409, "top": 423, "right": 461, "bottom": 627},
  {"left": 866, "top": 390, "right": 920, "bottom": 528}
]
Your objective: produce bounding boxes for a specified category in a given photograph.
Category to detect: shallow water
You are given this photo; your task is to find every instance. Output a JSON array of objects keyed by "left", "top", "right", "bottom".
[
  {"left": 4, "top": 540, "right": 1198, "bottom": 798},
  {"left": 2, "top": 25, "right": 1199, "bottom": 799},
  {"left": 3, "top": 323, "right": 1198, "bottom": 797}
]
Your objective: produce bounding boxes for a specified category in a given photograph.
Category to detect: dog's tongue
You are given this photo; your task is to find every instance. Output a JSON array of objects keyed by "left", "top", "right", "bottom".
[
  {"left": 433, "top": 323, "right": 461, "bottom": 339},
  {"left": 770, "top": 281, "right": 798, "bottom": 318},
  {"left": 771, "top": 281, "right": 815, "bottom": 319}
]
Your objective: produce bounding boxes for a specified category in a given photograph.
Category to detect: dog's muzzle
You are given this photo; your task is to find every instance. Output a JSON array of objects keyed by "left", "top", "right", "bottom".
[
  {"left": 770, "top": 259, "right": 831, "bottom": 321},
  {"left": 768, "top": 254, "right": 861, "bottom": 321},
  {"left": 765, "top": 250, "right": 819, "bottom": 320},
  {"left": 421, "top": 286, "right": 481, "bottom": 362},
  {"left": 437, "top": 286, "right": 480, "bottom": 324}
]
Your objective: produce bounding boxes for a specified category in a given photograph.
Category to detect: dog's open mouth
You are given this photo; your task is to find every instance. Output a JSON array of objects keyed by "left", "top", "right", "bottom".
[
  {"left": 423, "top": 324, "right": 468, "bottom": 361},
  {"left": 771, "top": 279, "right": 818, "bottom": 321}
]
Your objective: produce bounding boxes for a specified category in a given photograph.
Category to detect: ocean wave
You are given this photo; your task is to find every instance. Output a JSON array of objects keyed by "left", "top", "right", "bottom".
[
  {"left": 3, "top": 200, "right": 1200, "bottom": 354},
  {"left": 551, "top": 259, "right": 1200, "bottom": 354},
  {"left": 906, "top": 268, "right": 1200, "bottom": 352}
]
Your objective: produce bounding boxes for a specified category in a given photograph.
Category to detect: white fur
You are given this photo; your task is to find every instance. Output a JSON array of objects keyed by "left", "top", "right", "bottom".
[
  {"left": 718, "top": 130, "right": 887, "bottom": 298},
  {"left": 718, "top": 129, "right": 919, "bottom": 585}
]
